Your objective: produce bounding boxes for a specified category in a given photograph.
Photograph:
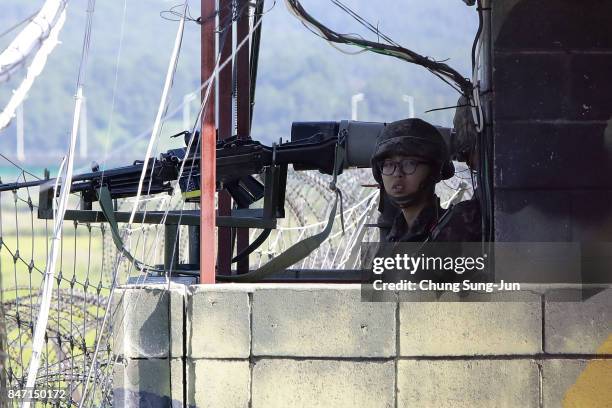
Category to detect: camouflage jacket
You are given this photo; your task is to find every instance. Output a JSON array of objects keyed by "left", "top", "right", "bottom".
[
  {"left": 369, "top": 195, "right": 485, "bottom": 284},
  {"left": 385, "top": 197, "right": 446, "bottom": 242},
  {"left": 433, "top": 196, "right": 482, "bottom": 242},
  {"left": 380, "top": 195, "right": 482, "bottom": 243}
]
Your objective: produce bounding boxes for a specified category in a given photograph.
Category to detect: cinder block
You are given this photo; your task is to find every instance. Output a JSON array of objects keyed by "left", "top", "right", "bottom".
[
  {"left": 545, "top": 288, "right": 612, "bottom": 354},
  {"left": 170, "top": 358, "right": 185, "bottom": 408},
  {"left": 494, "top": 190, "right": 571, "bottom": 241},
  {"left": 113, "top": 286, "right": 170, "bottom": 358},
  {"left": 570, "top": 194, "right": 612, "bottom": 242},
  {"left": 399, "top": 296, "right": 541, "bottom": 356},
  {"left": 570, "top": 54, "right": 612, "bottom": 120},
  {"left": 170, "top": 287, "right": 185, "bottom": 358},
  {"left": 493, "top": 53, "right": 570, "bottom": 120},
  {"left": 542, "top": 359, "right": 612, "bottom": 408},
  {"left": 185, "top": 359, "right": 250, "bottom": 408},
  {"left": 252, "top": 359, "right": 394, "bottom": 408},
  {"left": 252, "top": 287, "right": 396, "bottom": 357},
  {"left": 494, "top": 123, "right": 612, "bottom": 190},
  {"left": 113, "top": 358, "right": 178, "bottom": 407},
  {"left": 542, "top": 359, "right": 585, "bottom": 408},
  {"left": 493, "top": 1, "right": 612, "bottom": 50},
  {"left": 397, "top": 359, "right": 539, "bottom": 408},
  {"left": 187, "top": 286, "right": 251, "bottom": 358}
]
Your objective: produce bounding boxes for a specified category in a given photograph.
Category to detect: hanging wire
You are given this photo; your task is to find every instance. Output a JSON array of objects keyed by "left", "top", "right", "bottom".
[
  {"left": 160, "top": 2, "right": 202, "bottom": 24},
  {"left": 79, "top": 4, "right": 268, "bottom": 404},
  {"left": 0, "top": 9, "right": 40, "bottom": 40},
  {"left": 284, "top": 0, "right": 473, "bottom": 95}
]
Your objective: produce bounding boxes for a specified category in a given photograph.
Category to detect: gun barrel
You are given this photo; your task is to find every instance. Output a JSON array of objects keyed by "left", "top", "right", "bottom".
[
  {"left": 0, "top": 161, "right": 154, "bottom": 196},
  {"left": 0, "top": 179, "right": 47, "bottom": 193}
]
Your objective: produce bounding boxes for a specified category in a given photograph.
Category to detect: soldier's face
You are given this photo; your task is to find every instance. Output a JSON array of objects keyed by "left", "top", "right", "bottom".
[{"left": 380, "top": 155, "right": 430, "bottom": 199}]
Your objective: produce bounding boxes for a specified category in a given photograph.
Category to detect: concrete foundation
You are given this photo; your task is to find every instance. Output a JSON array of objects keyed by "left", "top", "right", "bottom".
[{"left": 112, "top": 283, "right": 611, "bottom": 407}]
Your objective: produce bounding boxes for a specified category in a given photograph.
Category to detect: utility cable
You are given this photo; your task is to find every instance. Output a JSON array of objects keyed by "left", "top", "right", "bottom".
[{"left": 284, "top": 0, "right": 472, "bottom": 95}]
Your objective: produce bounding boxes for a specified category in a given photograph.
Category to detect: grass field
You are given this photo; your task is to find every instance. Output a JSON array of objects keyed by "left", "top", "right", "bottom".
[
  {"left": 1, "top": 203, "right": 108, "bottom": 300},
  {"left": 0, "top": 191, "right": 162, "bottom": 400}
]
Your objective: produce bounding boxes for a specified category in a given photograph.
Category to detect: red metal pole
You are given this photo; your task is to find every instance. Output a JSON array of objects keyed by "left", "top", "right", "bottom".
[
  {"left": 236, "top": 0, "right": 251, "bottom": 274},
  {"left": 200, "top": 0, "right": 216, "bottom": 284},
  {"left": 217, "top": 0, "right": 233, "bottom": 275}
]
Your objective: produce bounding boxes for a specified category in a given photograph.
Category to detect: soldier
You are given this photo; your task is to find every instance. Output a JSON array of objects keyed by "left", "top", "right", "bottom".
[
  {"left": 432, "top": 95, "right": 482, "bottom": 242},
  {"left": 367, "top": 117, "right": 489, "bottom": 288},
  {"left": 371, "top": 118, "right": 455, "bottom": 242}
]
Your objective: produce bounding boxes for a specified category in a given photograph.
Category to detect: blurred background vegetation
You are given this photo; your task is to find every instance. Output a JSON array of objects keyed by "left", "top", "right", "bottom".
[{"left": 0, "top": 0, "right": 477, "bottom": 173}]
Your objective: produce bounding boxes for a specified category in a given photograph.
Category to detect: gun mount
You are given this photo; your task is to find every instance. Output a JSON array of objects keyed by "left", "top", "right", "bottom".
[{"left": 0, "top": 120, "right": 453, "bottom": 280}]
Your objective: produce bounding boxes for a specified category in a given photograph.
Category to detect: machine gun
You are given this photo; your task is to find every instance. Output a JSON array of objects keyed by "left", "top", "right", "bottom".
[
  {"left": 0, "top": 121, "right": 394, "bottom": 279},
  {"left": 0, "top": 120, "right": 456, "bottom": 280},
  {"left": 0, "top": 120, "right": 385, "bottom": 220}
]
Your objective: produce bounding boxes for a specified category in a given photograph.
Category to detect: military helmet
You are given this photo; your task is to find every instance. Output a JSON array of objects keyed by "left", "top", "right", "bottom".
[{"left": 371, "top": 118, "right": 454, "bottom": 184}]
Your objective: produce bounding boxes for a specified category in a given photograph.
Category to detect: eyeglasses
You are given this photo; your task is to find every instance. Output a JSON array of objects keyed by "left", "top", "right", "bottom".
[{"left": 380, "top": 158, "right": 428, "bottom": 176}]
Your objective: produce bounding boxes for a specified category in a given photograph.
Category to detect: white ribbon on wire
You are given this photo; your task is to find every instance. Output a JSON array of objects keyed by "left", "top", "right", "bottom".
[
  {"left": 22, "top": 86, "right": 82, "bottom": 408},
  {"left": 0, "top": 8, "right": 67, "bottom": 131},
  {"left": 21, "top": 0, "right": 90, "bottom": 404},
  {"left": 0, "top": 0, "right": 67, "bottom": 81}
]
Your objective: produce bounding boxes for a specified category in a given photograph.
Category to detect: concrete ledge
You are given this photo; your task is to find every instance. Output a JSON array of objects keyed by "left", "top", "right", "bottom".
[
  {"left": 187, "top": 287, "right": 251, "bottom": 358},
  {"left": 397, "top": 359, "right": 539, "bottom": 408},
  {"left": 545, "top": 288, "right": 612, "bottom": 354},
  {"left": 252, "top": 287, "right": 396, "bottom": 357},
  {"left": 399, "top": 294, "right": 541, "bottom": 356},
  {"left": 113, "top": 286, "right": 171, "bottom": 358},
  {"left": 186, "top": 359, "right": 251, "bottom": 408},
  {"left": 252, "top": 359, "right": 394, "bottom": 408}
]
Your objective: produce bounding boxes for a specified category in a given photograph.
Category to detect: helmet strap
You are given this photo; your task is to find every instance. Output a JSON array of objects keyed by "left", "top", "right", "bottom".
[
  {"left": 387, "top": 180, "right": 435, "bottom": 209},
  {"left": 385, "top": 163, "right": 439, "bottom": 209}
]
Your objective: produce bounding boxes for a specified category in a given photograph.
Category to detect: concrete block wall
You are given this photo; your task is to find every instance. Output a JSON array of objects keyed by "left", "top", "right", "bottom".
[
  {"left": 492, "top": 0, "right": 612, "bottom": 241},
  {"left": 112, "top": 283, "right": 611, "bottom": 407}
]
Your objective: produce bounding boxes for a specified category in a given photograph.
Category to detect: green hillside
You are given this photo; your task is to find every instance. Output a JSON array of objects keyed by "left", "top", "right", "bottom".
[{"left": 0, "top": 0, "right": 477, "bottom": 169}]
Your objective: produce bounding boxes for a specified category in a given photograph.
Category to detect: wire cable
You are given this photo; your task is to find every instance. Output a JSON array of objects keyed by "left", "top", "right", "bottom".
[
  {"left": 0, "top": 10, "right": 40, "bottom": 40},
  {"left": 126, "top": 4, "right": 186, "bottom": 226},
  {"left": 284, "top": 0, "right": 472, "bottom": 95}
]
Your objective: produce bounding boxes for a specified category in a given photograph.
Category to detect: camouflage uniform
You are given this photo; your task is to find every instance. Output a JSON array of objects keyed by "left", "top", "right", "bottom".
[
  {"left": 381, "top": 196, "right": 482, "bottom": 243},
  {"left": 429, "top": 94, "right": 483, "bottom": 242},
  {"left": 432, "top": 194, "right": 482, "bottom": 242},
  {"left": 385, "top": 197, "right": 446, "bottom": 242}
]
